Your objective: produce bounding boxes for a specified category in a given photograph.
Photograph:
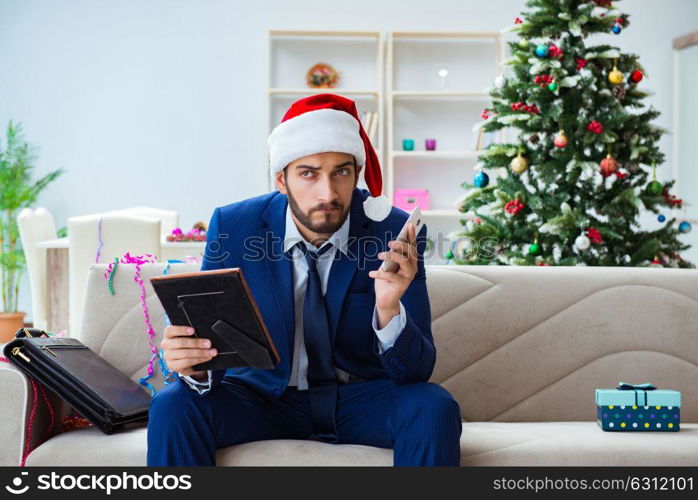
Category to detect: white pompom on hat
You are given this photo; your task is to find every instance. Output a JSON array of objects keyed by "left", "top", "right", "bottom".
[{"left": 267, "top": 93, "right": 392, "bottom": 222}]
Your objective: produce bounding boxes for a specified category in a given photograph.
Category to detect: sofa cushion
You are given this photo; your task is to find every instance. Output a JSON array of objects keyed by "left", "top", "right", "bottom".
[
  {"left": 458, "top": 422, "right": 698, "bottom": 466},
  {"left": 23, "top": 422, "right": 698, "bottom": 467}
]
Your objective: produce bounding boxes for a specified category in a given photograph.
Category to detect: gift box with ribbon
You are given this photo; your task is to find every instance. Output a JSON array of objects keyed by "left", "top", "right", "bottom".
[{"left": 595, "top": 382, "right": 681, "bottom": 431}]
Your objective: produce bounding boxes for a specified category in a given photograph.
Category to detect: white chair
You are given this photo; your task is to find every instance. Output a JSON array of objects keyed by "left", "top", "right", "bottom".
[
  {"left": 16, "top": 207, "right": 57, "bottom": 330},
  {"left": 67, "top": 213, "right": 161, "bottom": 340},
  {"left": 107, "top": 206, "right": 179, "bottom": 235}
]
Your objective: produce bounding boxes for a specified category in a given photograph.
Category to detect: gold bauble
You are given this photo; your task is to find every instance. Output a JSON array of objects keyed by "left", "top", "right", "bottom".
[
  {"left": 510, "top": 153, "right": 529, "bottom": 174},
  {"left": 608, "top": 66, "right": 623, "bottom": 85}
]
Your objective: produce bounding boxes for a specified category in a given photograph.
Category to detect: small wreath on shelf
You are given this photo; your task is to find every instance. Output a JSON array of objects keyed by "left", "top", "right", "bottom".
[{"left": 306, "top": 63, "right": 340, "bottom": 88}]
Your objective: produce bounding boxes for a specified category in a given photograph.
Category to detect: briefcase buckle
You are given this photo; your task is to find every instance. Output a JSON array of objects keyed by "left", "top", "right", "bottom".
[{"left": 11, "top": 347, "right": 31, "bottom": 363}]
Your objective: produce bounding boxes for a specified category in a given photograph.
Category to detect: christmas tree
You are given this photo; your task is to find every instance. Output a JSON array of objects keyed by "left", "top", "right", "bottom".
[{"left": 451, "top": 0, "right": 694, "bottom": 268}]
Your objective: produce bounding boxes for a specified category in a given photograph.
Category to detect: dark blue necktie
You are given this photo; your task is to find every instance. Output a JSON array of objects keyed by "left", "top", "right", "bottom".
[{"left": 297, "top": 241, "right": 339, "bottom": 443}]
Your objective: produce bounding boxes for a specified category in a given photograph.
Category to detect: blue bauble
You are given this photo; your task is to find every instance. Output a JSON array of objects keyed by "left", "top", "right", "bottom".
[
  {"left": 535, "top": 44, "right": 549, "bottom": 57},
  {"left": 473, "top": 171, "right": 490, "bottom": 188},
  {"left": 612, "top": 25, "right": 622, "bottom": 34},
  {"left": 679, "top": 221, "right": 692, "bottom": 233},
  {"left": 658, "top": 214, "right": 666, "bottom": 222}
]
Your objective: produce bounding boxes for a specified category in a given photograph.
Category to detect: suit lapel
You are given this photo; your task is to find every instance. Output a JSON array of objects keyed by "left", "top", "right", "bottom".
[
  {"left": 325, "top": 188, "right": 370, "bottom": 346},
  {"left": 257, "top": 193, "right": 295, "bottom": 362}
]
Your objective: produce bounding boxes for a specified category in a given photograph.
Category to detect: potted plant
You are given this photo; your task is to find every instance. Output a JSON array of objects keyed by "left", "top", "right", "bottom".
[{"left": 0, "top": 121, "right": 64, "bottom": 341}]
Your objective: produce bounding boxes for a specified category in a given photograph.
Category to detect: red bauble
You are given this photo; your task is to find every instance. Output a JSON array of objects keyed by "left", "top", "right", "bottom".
[
  {"left": 548, "top": 44, "right": 563, "bottom": 59},
  {"left": 534, "top": 74, "right": 554, "bottom": 86},
  {"left": 511, "top": 102, "right": 539, "bottom": 114},
  {"left": 600, "top": 154, "right": 618, "bottom": 176},
  {"left": 587, "top": 120, "right": 603, "bottom": 134},
  {"left": 630, "top": 70, "right": 643, "bottom": 83},
  {"left": 505, "top": 198, "right": 526, "bottom": 215},
  {"left": 553, "top": 131, "right": 568, "bottom": 148},
  {"left": 587, "top": 227, "right": 603, "bottom": 245}
]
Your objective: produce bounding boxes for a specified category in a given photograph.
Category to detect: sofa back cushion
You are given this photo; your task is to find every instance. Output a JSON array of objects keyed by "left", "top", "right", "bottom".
[
  {"left": 426, "top": 266, "right": 698, "bottom": 422},
  {"left": 80, "top": 263, "right": 698, "bottom": 422}
]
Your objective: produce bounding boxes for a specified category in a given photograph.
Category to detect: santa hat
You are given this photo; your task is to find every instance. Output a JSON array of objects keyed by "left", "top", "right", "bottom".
[{"left": 267, "top": 93, "right": 392, "bottom": 222}]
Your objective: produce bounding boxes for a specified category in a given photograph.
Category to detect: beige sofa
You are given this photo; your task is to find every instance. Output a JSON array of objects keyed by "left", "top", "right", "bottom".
[{"left": 2, "top": 263, "right": 697, "bottom": 466}]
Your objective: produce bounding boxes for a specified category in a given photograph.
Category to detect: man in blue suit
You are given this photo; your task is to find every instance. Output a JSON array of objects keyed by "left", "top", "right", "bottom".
[{"left": 147, "top": 94, "right": 462, "bottom": 466}]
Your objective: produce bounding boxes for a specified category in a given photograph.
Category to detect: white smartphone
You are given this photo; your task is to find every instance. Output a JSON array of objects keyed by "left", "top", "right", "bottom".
[{"left": 379, "top": 206, "right": 424, "bottom": 273}]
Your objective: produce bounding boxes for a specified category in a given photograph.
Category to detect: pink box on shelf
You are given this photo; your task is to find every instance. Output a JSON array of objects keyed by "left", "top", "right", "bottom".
[{"left": 393, "top": 189, "right": 430, "bottom": 211}]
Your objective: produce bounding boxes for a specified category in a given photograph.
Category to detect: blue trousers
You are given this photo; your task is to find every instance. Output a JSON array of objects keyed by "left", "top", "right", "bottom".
[{"left": 147, "top": 376, "right": 462, "bottom": 466}]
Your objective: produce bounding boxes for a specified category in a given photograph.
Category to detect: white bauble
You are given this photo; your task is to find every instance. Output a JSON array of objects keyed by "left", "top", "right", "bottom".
[
  {"left": 456, "top": 238, "right": 473, "bottom": 256},
  {"left": 494, "top": 74, "right": 507, "bottom": 89},
  {"left": 575, "top": 234, "right": 591, "bottom": 251},
  {"left": 553, "top": 244, "right": 562, "bottom": 261}
]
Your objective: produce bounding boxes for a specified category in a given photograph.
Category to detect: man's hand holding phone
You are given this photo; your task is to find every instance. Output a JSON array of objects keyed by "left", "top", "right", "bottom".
[
  {"left": 369, "top": 222, "right": 419, "bottom": 329},
  {"left": 161, "top": 325, "right": 218, "bottom": 380}
]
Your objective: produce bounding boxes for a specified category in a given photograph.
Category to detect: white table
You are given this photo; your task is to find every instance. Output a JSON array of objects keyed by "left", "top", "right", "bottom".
[{"left": 36, "top": 236, "right": 205, "bottom": 333}]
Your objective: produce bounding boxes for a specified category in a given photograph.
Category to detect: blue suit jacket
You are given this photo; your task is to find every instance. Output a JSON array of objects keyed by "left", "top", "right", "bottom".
[{"left": 197, "top": 187, "right": 435, "bottom": 399}]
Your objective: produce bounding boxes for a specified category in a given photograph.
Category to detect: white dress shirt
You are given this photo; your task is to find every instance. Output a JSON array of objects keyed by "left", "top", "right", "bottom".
[{"left": 181, "top": 205, "right": 406, "bottom": 395}]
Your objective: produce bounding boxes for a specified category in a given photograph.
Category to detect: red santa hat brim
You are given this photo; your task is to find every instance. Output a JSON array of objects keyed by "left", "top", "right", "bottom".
[{"left": 268, "top": 108, "right": 366, "bottom": 176}]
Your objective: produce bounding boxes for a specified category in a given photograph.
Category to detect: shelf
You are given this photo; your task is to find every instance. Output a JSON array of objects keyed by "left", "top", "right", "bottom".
[
  {"left": 269, "top": 88, "right": 379, "bottom": 96},
  {"left": 392, "top": 150, "right": 479, "bottom": 160},
  {"left": 270, "top": 30, "right": 380, "bottom": 39},
  {"left": 422, "top": 209, "right": 462, "bottom": 217},
  {"left": 391, "top": 31, "right": 501, "bottom": 40},
  {"left": 392, "top": 91, "right": 489, "bottom": 99}
]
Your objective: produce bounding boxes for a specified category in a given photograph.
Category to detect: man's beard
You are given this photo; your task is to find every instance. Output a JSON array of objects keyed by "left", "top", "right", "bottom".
[{"left": 286, "top": 185, "right": 350, "bottom": 235}]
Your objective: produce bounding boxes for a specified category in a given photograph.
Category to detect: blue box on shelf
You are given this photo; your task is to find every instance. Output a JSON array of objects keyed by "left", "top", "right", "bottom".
[{"left": 595, "top": 382, "right": 681, "bottom": 431}]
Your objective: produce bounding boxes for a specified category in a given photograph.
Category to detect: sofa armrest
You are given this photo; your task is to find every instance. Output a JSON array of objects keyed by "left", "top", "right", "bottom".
[{"left": 0, "top": 359, "right": 66, "bottom": 466}]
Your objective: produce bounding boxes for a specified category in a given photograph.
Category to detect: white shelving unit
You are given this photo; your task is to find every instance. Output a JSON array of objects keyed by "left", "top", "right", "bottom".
[
  {"left": 267, "top": 29, "right": 505, "bottom": 263},
  {"left": 386, "top": 31, "right": 504, "bottom": 216},
  {"left": 386, "top": 31, "right": 504, "bottom": 263},
  {"left": 267, "top": 30, "right": 384, "bottom": 192}
]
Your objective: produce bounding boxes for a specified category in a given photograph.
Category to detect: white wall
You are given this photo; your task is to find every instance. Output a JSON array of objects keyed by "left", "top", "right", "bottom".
[{"left": 1, "top": 0, "right": 697, "bottom": 323}]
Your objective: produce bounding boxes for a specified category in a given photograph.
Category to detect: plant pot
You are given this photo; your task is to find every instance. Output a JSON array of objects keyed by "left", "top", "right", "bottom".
[{"left": 0, "top": 312, "right": 25, "bottom": 343}]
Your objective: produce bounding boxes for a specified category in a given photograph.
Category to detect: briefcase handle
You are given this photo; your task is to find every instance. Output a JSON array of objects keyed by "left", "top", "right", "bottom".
[{"left": 14, "top": 327, "right": 52, "bottom": 339}]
